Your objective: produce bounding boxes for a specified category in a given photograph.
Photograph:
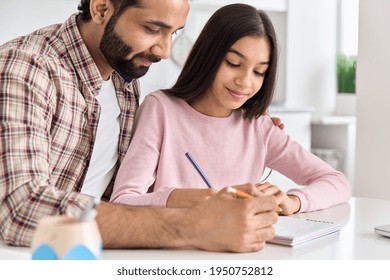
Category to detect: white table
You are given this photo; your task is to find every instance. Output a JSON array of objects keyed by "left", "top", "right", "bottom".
[{"left": 1, "top": 197, "right": 390, "bottom": 260}]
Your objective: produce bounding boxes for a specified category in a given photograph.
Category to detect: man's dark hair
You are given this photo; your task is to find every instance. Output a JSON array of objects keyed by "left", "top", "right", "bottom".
[
  {"left": 77, "top": 0, "right": 142, "bottom": 22},
  {"left": 165, "top": 4, "right": 278, "bottom": 120}
]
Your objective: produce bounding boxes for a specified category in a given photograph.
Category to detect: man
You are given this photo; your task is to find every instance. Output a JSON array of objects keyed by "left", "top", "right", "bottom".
[{"left": 0, "top": 0, "right": 279, "bottom": 252}]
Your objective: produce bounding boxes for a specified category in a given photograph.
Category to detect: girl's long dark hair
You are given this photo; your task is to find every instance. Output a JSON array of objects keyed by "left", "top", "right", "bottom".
[{"left": 164, "top": 4, "right": 278, "bottom": 119}]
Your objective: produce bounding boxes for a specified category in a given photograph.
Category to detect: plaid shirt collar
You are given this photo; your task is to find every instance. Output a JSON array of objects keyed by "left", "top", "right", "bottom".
[{"left": 62, "top": 14, "right": 104, "bottom": 93}]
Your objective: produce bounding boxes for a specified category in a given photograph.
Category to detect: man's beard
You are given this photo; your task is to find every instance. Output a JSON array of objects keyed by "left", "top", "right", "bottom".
[{"left": 99, "top": 16, "right": 161, "bottom": 82}]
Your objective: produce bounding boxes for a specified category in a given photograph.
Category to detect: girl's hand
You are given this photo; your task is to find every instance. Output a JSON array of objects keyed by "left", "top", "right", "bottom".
[{"left": 255, "top": 182, "right": 301, "bottom": 215}]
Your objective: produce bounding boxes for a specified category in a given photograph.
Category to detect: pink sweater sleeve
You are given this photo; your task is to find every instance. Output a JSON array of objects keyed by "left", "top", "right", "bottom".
[
  {"left": 261, "top": 117, "right": 351, "bottom": 212},
  {"left": 110, "top": 95, "right": 174, "bottom": 207}
]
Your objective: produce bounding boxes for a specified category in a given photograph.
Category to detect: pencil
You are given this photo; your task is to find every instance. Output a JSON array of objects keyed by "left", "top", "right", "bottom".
[
  {"left": 226, "top": 187, "right": 253, "bottom": 199},
  {"left": 185, "top": 152, "right": 214, "bottom": 188},
  {"left": 227, "top": 187, "right": 283, "bottom": 213}
]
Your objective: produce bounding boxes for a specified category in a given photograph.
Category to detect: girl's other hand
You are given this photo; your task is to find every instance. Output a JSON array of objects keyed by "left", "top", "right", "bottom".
[{"left": 255, "top": 182, "right": 301, "bottom": 215}]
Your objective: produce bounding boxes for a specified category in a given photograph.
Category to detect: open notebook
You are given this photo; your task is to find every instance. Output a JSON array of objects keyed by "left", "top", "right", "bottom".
[{"left": 268, "top": 216, "right": 342, "bottom": 247}]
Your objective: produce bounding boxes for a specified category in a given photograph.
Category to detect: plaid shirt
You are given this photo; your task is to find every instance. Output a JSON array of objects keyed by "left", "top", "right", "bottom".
[{"left": 0, "top": 14, "right": 139, "bottom": 246}]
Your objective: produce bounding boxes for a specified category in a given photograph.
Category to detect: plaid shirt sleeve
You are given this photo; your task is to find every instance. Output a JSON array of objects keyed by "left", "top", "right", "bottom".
[{"left": 0, "top": 48, "right": 93, "bottom": 247}]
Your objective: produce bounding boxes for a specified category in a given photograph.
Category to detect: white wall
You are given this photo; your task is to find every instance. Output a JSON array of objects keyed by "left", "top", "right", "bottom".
[
  {"left": 355, "top": 0, "right": 390, "bottom": 200},
  {"left": 285, "top": 0, "right": 338, "bottom": 116},
  {"left": 0, "top": 0, "right": 79, "bottom": 45},
  {"left": 338, "top": 0, "right": 359, "bottom": 56}
]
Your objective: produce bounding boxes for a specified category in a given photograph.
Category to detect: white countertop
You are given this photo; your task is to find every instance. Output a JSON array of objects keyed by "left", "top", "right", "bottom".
[{"left": 1, "top": 197, "right": 390, "bottom": 260}]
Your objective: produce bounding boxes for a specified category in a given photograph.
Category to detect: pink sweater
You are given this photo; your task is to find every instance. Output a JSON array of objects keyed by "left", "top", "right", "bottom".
[{"left": 111, "top": 91, "right": 351, "bottom": 212}]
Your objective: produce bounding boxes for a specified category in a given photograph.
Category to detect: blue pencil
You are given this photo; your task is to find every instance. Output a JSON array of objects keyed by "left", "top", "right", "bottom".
[{"left": 185, "top": 152, "right": 214, "bottom": 188}]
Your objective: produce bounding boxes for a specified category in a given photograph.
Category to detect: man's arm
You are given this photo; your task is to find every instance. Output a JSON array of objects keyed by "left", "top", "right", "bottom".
[
  {"left": 97, "top": 185, "right": 278, "bottom": 253},
  {"left": 0, "top": 49, "right": 91, "bottom": 246}
]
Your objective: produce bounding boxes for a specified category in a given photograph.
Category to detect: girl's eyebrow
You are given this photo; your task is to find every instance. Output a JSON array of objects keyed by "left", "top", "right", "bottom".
[{"left": 228, "top": 48, "right": 269, "bottom": 65}]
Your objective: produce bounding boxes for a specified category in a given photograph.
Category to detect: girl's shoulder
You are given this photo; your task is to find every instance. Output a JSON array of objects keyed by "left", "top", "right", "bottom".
[
  {"left": 242, "top": 113, "right": 272, "bottom": 126},
  {"left": 244, "top": 114, "right": 285, "bottom": 139},
  {"left": 141, "top": 90, "right": 188, "bottom": 117},
  {"left": 143, "top": 90, "right": 181, "bottom": 106}
]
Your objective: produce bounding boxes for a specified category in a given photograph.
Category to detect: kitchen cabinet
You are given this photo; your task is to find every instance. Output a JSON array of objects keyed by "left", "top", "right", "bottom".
[{"left": 311, "top": 116, "right": 356, "bottom": 191}]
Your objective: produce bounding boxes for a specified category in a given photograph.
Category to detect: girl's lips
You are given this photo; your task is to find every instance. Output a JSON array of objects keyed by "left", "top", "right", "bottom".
[{"left": 228, "top": 89, "right": 246, "bottom": 99}]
